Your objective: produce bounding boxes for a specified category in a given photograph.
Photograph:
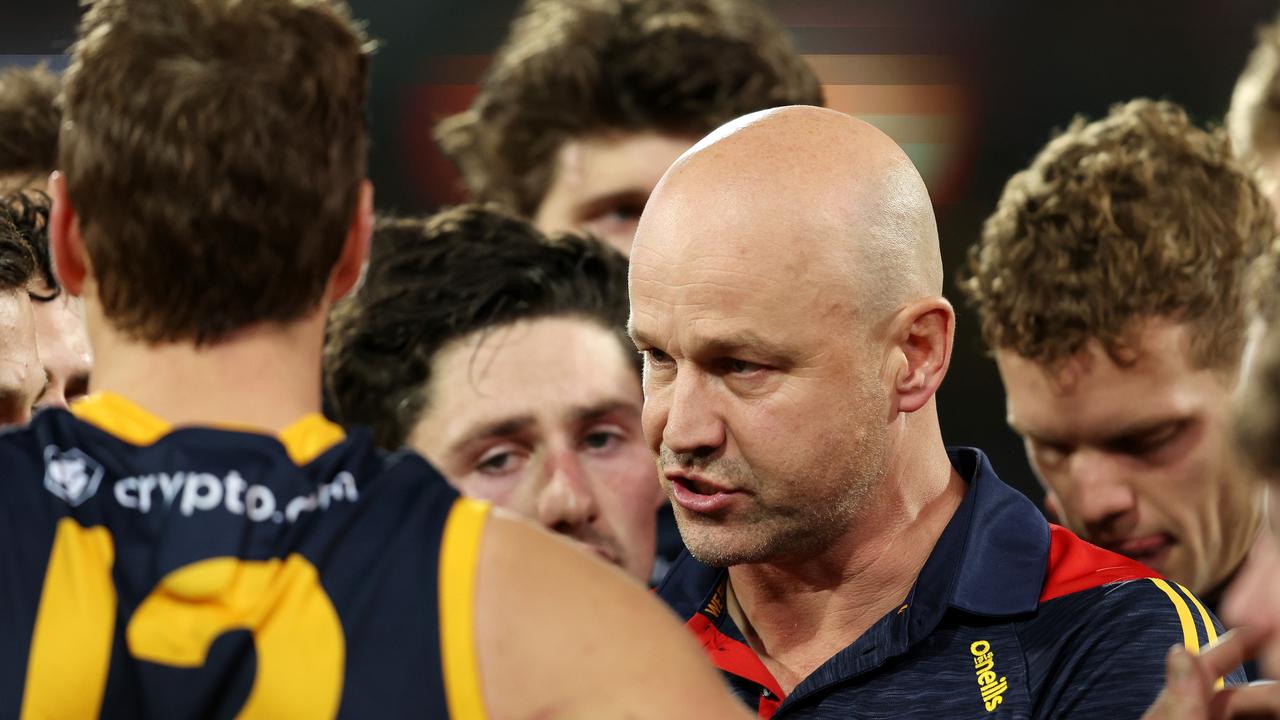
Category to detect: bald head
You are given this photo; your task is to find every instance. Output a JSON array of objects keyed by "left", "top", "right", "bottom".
[
  {"left": 629, "top": 109, "right": 955, "bottom": 568},
  {"left": 635, "top": 105, "right": 942, "bottom": 319}
]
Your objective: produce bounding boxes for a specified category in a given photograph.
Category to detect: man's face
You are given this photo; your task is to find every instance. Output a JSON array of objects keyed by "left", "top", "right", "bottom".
[
  {"left": 30, "top": 283, "right": 91, "bottom": 409},
  {"left": 532, "top": 131, "right": 697, "bottom": 256},
  {"left": 629, "top": 201, "right": 892, "bottom": 568},
  {"left": 409, "top": 316, "right": 660, "bottom": 581},
  {"left": 0, "top": 288, "right": 43, "bottom": 426},
  {"left": 1222, "top": 487, "right": 1280, "bottom": 679},
  {"left": 996, "top": 319, "right": 1258, "bottom": 597}
]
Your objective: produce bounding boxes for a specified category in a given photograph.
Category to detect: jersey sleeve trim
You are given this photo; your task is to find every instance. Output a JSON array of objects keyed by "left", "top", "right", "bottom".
[
  {"left": 1150, "top": 579, "right": 1225, "bottom": 690},
  {"left": 439, "top": 497, "right": 492, "bottom": 720}
]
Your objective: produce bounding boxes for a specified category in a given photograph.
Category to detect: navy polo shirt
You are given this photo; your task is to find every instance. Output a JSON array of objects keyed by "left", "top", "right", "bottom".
[{"left": 657, "top": 447, "right": 1244, "bottom": 719}]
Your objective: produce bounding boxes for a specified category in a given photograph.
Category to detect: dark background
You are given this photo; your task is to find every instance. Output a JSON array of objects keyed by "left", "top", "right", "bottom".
[{"left": 3, "top": 0, "right": 1277, "bottom": 505}]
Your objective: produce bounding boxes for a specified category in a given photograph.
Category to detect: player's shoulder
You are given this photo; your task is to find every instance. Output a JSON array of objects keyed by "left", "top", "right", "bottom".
[
  {"left": 1038, "top": 523, "right": 1161, "bottom": 603},
  {"left": 1030, "top": 525, "right": 1228, "bottom": 666}
]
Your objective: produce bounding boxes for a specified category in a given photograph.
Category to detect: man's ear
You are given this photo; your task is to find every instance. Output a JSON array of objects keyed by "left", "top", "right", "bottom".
[
  {"left": 889, "top": 297, "right": 955, "bottom": 414},
  {"left": 48, "top": 171, "right": 88, "bottom": 297},
  {"left": 329, "top": 179, "right": 373, "bottom": 302}
]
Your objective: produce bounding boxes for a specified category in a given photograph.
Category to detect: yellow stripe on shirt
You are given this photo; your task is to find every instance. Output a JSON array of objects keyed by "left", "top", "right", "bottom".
[
  {"left": 439, "top": 498, "right": 492, "bottom": 720},
  {"left": 1175, "top": 582, "right": 1225, "bottom": 690},
  {"left": 1151, "top": 578, "right": 1200, "bottom": 652}
]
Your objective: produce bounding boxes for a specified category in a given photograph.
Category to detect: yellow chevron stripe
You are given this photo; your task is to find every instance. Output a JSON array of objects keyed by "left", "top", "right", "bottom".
[
  {"left": 1150, "top": 578, "right": 1199, "bottom": 653},
  {"left": 1175, "top": 582, "right": 1225, "bottom": 690}
]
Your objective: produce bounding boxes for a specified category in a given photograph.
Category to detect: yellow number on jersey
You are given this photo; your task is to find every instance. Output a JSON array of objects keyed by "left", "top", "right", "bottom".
[{"left": 22, "top": 519, "right": 345, "bottom": 718}]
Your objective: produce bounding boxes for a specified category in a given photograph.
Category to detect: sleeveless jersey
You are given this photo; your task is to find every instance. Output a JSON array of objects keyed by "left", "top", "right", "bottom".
[{"left": 0, "top": 393, "right": 489, "bottom": 719}]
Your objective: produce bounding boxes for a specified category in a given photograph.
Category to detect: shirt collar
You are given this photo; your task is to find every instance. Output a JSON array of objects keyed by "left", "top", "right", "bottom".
[
  {"left": 911, "top": 447, "right": 1049, "bottom": 622},
  {"left": 659, "top": 447, "right": 1050, "bottom": 625},
  {"left": 70, "top": 391, "right": 347, "bottom": 466}
]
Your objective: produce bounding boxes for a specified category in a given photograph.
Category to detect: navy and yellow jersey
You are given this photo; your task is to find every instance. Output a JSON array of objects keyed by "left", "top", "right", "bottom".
[
  {"left": 0, "top": 393, "right": 490, "bottom": 719},
  {"left": 658, "top": 447, "right": 1246, "bottom": 720}
]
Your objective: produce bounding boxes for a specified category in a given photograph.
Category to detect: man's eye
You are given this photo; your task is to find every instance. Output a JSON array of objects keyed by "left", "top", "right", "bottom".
[
  {"left": 475, "top": 448, "right": 526, "bottom": 475},
  {"left": 1119, "top": 424, "right": 1185, "bottom": 457},
  {"left": 644, "top": 348, "right": 674, "bottom": 366},
  {"left": 582, "top": 430, "right": 622, "bottom": 452},
  {"left": 727, "top": 359, "right": 763, "bottom": 374}
]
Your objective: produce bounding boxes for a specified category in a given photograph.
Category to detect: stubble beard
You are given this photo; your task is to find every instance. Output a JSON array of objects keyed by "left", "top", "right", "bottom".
[{"left": 671, "top": 410, "right": 889, "bottom": 568}]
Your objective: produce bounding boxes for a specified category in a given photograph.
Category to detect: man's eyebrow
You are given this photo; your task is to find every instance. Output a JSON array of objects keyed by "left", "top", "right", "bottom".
[
  {"left": 453, "top": 415, "right": 537, "bottom": 450},
  {"left": 1012, "top": 415, "right": 1188, "bottom": 448},
  {"left": 701, "top": 330, "right": 791, "bottom": 360},
  {"left": 570, "top": 399, "right": 641, "bottom": 425},
  {"left": 1096, "top": 416, "right": 1189, "bottom": 443}
]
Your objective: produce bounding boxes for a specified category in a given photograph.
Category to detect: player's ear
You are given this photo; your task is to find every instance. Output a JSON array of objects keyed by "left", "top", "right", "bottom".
[
  {"left": 48, "top": 171, "right": 88, "bottom": 297},
  {"left": 889, "top": 297, "right": 955, "bottom": 414},
  {"left": 328, "top": 179, "right": 373, "bottom": 302}
]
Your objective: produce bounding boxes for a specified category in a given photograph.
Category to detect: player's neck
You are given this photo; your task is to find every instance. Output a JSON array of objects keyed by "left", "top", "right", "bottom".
[
  {"left": 85, "top": 306, "right": 328, "bottom": 433},
  {"left": 727, "top": 422, "right": 964, "bottom": 693}
]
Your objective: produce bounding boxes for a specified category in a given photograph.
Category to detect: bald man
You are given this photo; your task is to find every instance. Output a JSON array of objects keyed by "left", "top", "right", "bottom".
[{"left": 632, "top": 106, "right": 1243, "bottom": 719}]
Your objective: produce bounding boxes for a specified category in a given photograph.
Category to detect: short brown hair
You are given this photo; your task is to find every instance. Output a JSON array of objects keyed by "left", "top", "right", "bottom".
[
  {"left": 60, "top": 0, "right": 371, "bottom": 344},
  {"left": 1229, "top": 16, "right": 1280, "bottom": 169},
  {"left": 961, "top": 99, "right": 1276, "bottom": 370},
  {"left": 0, "top": 64, "right": 60, "bottom": 181},
  {"left": 435, "top": 0, "right": 823, "bottom": 217},
  {"left": 324, "top": 205, "right": 632, "bottom": 449}
]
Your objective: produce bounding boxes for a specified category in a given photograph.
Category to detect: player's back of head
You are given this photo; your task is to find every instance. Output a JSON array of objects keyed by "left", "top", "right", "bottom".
[{"left": 59, "top": 0, "right": 371, "bottom": 344}]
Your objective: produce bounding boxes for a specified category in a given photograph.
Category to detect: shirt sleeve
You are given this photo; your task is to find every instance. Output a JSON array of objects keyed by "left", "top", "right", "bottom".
[{"left": 1023, "top": 577, "right": 1246, "bottom": 719}]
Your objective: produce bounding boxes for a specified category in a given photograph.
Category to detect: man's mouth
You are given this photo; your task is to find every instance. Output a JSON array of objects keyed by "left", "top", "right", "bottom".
[
  {"left": 1106, "top": 534, "right": 1174, "bottom": 569},
  {"left": 666, "top": 471, "right": 743, "bottom": 514}
]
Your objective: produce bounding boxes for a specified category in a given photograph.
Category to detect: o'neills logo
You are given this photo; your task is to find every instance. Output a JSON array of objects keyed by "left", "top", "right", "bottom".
[{"left": 970, "top": 640, "right": 1007, "bottom": 712}]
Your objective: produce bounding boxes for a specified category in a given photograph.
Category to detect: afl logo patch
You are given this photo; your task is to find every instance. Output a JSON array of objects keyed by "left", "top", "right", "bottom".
[{"left": 43, "top": 446, "right": 105, "bottom": 506}]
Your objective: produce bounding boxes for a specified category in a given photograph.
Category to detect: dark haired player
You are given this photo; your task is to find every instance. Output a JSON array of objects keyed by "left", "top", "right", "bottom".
[
  {"left": 0, "top": 1, "right": 753, "bottom": 717},
  {"left": 327, "top": 205, "right": 663, "bottom": 583}
]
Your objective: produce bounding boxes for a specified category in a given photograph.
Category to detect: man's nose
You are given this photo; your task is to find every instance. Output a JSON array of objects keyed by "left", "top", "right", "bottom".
[
  {"left": 661, "top": 370, "right": 725, "bottom": 457},
  {"left": 1067, "top": 450, "right": 1138, "bottom": 530},
  {"left": 536, "top": 449, "right": 600, "bottom": 535}
]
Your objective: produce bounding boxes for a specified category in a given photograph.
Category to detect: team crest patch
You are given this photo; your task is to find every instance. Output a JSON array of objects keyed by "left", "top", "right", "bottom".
[{"left": 43, "top": 446, "right": 105, "bottom": 506}]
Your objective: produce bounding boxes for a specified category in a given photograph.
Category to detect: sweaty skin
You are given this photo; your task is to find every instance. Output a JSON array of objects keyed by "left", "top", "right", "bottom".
[
  {"left": 629, "top": 106, "right": 964, "bottom": 693},
  {"left": 0, "top": 288, "right": 41, "bottom": 426}
]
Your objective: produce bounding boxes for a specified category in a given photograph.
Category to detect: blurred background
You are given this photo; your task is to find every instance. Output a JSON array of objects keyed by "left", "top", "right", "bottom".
[{"left": 3, "top": 0, "right": 1276, "bottom": 506}]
